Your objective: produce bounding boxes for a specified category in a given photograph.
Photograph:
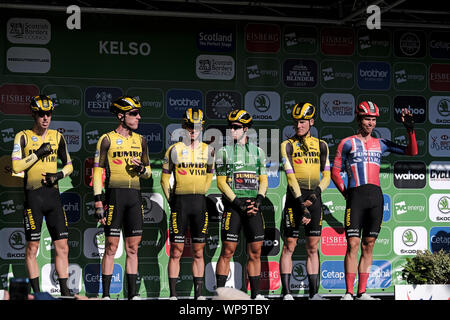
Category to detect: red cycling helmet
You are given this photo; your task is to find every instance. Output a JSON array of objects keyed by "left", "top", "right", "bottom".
[{"left": 356, "top": 101, "right": 379, "bottom": 117}]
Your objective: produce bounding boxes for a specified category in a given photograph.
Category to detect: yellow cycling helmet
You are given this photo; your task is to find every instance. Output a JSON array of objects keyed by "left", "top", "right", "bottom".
[
  {"left": 227, "top": 109, "right": 253, "bottom": 127},
  {"left": 292, "top": 103, "right": 315, "bottom": 120},
  {"left": 110, "top": 96, "right": 141, "bottom": 114},
  {"left": 30, "top": 95, "right": 54, "bottom": 112},
  {"left": 183, "top": 108, "right": 205, "bottom": 127}
]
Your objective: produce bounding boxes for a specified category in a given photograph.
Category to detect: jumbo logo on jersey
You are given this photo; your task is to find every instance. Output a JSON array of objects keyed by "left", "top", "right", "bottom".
[{"left": 177, "top": 162, "right": 207, "bottom": 176}]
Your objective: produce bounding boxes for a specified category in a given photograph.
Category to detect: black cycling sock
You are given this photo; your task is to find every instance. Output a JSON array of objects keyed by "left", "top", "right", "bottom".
[
  {"left": 59, "top": 278, "right": 71, "bottom": 296},
  {"left": 102, "top": 274, "right": 112, "bottom": 297},
  {"left": 308, "top": 274, "right": 319, "bottom": 298},
  {"left": 29, "top": 277, "right": 40, "bottom": 293},
  {"left": 281, "top": 273, "right": 291, "bottom": 295},
  {"left": 169, "top": 277, "right": 178, "bottom": 297},
  {"left": 216, "top": 274, "right": 227, "bottom": 288},
  {"left": 127, "top": 274, "right": 138, "bottom": 299},
  {"left": 193, "top": 277, "right": 204, "bottom": 299},
  {"left": 249, "top": 276, "right": 260, "bottom": 299}
]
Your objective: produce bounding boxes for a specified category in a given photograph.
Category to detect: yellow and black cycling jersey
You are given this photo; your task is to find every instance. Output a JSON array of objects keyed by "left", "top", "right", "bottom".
[
  {"left": 11, "top": 129, "right": 73, "bottom": 190},
  {"left": 280, "top": 134, "right": 331, "bottom": 198},
  {"left": 93, "top": 130, "right": 151, "bottom": 197},
  {"left": 161, "top": 141, "right": 214, "bottom": 199}
]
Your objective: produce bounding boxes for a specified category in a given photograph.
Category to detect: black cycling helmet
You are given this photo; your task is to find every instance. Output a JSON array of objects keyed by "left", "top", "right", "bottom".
[{"left": 110, "top": 96, "right": 141, "bottom": 114}]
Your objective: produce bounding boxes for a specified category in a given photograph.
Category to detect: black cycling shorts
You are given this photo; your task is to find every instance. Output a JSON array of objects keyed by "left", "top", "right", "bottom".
[
  {"left": 221, "top": 197, "right": 265, "bottom": 243},
  {"left": 169, "top": 194, "right": 208, "bottom": 244},
  {"left": 282, "top": 189, "right": 323, "bottom": 238},
  {"left": 104, "top": 188, "right": 144, "bottom": 238},
  {"left": 345, "top": 184, "right": 384, "bottom": 239},
  {"left": 24, "top": 187, "right": 68, "bottom": 242}
]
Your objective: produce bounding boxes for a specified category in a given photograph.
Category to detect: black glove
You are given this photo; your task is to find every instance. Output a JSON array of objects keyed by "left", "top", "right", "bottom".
[
  {"left": 295, "top": 196, "right": 311, "bottom": 219},
  {"left": 35, "top": 142, "right": 52, "bottom": 159},
  {"left": 254, "top": 194, "right": 264, "bottom": 210},
  {"left": 95, "top": 206, "right": 105, "bottom": 220},
  {"left": 232, "top": 197, "right": 248, "bottom": 214},
  {"left": 402, "top": 112, "right": 415, "bottom": 133},
  {"left": 307, "top": 187, "right": 322, "bottom": 205},
  {"left": 42, "top": 171, "right": 64, "bottom": 186},
  {"left": 134, "top": 163, "right": 146, "bottom": 176}
]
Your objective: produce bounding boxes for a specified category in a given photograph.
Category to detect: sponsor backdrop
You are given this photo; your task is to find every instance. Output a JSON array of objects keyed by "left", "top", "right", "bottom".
[{"left": 0, "top": 9, "right": 449, "bottom": 298}]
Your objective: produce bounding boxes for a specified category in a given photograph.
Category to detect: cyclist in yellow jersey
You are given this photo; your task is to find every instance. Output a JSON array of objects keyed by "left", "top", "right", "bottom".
[
  {"left": 161, "top": 108, "right": 214, "bottom": 300},
  {"left": 279, "top": 103, "right": 331, "bottom": 300},
  {"left": 11, "top": 95, "right": 73, "bottom": 296},
  {"left": 92, "top": 96, "right": 151, "bottom": 300}
]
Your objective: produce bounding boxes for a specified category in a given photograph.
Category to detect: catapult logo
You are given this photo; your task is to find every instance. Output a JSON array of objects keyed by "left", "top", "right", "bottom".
[
  {"left": 84, "top": 263, "right": 123, "bottom": 294},
  {"left": 321, "top": 261, "right": 347, "bottom": 289},
  {"left": 393, "top": 161, "right": 426, "bottom": 189},
  {"left": 430, "top": 227, "right": 450, "bottom": 253},
  {"left": 429, "top": 31, "right": 450, "bottom": 59}
]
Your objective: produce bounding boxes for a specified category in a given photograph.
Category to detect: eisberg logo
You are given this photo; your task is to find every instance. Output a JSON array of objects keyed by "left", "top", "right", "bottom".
[{"left": 393, "top": 161, "right": 426, "bottom": 189}]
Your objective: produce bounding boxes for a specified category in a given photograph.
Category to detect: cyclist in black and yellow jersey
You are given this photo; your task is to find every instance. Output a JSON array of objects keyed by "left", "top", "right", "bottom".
[
  {"left": 93, "top": 96, "right": 151, "bottom": 300},
  {"left": 161, "top": 108, "right": 214, "bottom": 300},
  {"left": 215, "top": 109, "right": 268, "bottom": 300},
  {"left": 279, "top": 103, "right": 331, "bottom": 300},
  {"left": 11, "top": 95, "right": 73, "bottom": 296}
]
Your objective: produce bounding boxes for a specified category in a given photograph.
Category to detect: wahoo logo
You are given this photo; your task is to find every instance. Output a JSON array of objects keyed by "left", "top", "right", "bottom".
[{"left": 393, "top": 161, "right": 426, "bottom": 189}]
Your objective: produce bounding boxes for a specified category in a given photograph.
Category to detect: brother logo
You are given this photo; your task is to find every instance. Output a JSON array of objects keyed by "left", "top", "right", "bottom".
[{"left": 393, "top": 161, "right": 427, "bottom": 189}]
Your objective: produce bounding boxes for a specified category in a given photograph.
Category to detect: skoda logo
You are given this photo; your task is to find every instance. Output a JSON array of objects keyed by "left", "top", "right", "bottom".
[
  {"left": 402, "top": 229, "right": 418, "bottom": 247},
  {"left": 254, "top": 94, "right": 270, "bottom": 112},
  {"left": 9, "top": 231, "right": 26, "bottom": 250},
  {"left": 94, "top": 231, "right": 105, "bottom": 250},
  {"left": 292, "top": 262, "right": 307, "bottom": 281},
  {"left": 438, "top": 196, "right": 450, "bottom": 214}
]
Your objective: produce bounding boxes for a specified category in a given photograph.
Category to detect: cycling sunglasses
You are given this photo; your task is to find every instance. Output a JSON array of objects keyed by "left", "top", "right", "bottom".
[
  {"left": 229, "top": 124, "right": 244, "bottom": 130},
  {"left": 36, "top": 111, "right": 52, "bottom": 118},
  {"left": 127, "top": 110, "right": 140, "bottom": 117}
]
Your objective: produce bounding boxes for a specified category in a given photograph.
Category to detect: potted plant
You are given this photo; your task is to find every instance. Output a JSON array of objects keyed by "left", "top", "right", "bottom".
[{"left": 395, "top": 249, "right": 450, "bottom": 300}]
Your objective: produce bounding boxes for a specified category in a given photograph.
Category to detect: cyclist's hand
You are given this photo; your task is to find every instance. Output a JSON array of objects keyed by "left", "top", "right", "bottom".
[
  {"left": 304, "top": 199, "right": 313, "bottom": 207},
  {"left": 301, "top": 215, "right": 311, "bottom": 225},
  {"left": 232, "top": 197, "right": 248, "bottom": 214},
  {"left": 35, "top": 142, "right": 52, "bottom": 159},
  {"left": 95, "top": 201, "right": 106, "bottom": 225},
  {"left": 131, "top": 157, "right": 145, "bottom": 175},
  {"left": 246, "top": 200, "right": 258, "bottom": 216},
  {"left": 41, "top": 172, "right": 61, "bottom": 186},
  {"left": 401, "top": 108, "right": 415, "bottom": 133}
]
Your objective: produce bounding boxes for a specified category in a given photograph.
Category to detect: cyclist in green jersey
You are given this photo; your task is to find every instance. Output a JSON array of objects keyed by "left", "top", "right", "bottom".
[{"left": 215, "top": 109, "right": 268, "bottom": 300}]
